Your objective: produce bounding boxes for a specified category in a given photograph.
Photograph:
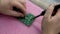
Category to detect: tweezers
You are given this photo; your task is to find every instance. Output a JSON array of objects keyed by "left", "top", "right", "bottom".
[{"left": 33, "top": 4, "right": 60, "bottom": 19}]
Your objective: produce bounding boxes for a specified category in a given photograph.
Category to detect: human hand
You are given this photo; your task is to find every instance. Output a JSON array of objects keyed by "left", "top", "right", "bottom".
[
  {"left": 0, "top": 0, "right": 26, "bottom": 17},
  {"left": 42, "top": 4, "right": 60, "bottom": 34}
]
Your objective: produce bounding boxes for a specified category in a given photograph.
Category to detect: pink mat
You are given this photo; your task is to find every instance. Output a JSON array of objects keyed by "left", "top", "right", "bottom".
[{"left": 0, "top": 0, "right": 43, "bottom": 34}]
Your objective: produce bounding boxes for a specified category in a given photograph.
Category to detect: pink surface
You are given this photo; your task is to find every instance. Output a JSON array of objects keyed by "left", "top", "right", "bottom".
[{"left": 0, "top": 0, "right": 43, "bottom": 34}]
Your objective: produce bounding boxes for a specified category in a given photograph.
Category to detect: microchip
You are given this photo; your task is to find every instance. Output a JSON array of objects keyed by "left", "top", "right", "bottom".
[{"left": 16, "top": 14, "right": 35, "bottom": 26}]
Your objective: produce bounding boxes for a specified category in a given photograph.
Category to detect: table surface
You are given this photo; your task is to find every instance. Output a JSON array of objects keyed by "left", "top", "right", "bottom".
[{"left": 0, "top": 0, "right": 43, "bottom": 34}]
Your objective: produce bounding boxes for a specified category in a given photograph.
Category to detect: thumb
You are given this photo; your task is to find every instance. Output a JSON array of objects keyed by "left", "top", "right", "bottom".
[
  {"left": 12, "top": 2, "right": 26, "bottom": 15},
  {"left": 6, "top": 10, "right": 24, "bottom": 17},
  {"left": 44, "top": 4, "right": 56, "bottom": 19}
]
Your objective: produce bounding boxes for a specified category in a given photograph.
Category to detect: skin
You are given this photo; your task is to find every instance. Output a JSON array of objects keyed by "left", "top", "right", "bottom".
[
  {"left": 0, "top": 0, "right": 60, "bottom": 34},
  {"left": 0, "top": 0, "right": 26, "bottom": 17},
  {"left": 42, "top": 4, "right": 60, "bottom": 34}
]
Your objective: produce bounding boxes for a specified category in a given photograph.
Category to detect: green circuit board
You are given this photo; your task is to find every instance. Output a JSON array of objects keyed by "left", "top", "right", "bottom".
[{"left": 17, "top": 14, "right": 35, "bottom": 26}]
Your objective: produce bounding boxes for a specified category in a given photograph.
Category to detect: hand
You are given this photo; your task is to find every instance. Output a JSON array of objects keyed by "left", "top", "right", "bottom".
[
  {"left": 42, "top": 4, "right": 60, "bottom": 34},
  {"left": 0, "top": 0, "right": 26, "bottom": 17}
]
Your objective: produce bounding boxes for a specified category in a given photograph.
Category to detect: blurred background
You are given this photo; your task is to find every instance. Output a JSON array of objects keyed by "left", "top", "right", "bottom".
[{"left": 30, "top": 0, "right": 60, "bottom": 9}]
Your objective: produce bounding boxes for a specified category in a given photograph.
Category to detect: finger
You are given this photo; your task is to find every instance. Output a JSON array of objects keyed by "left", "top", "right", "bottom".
[
  {"left": 6, "top": 10, "right": 24, "bottom": 17},
  {"left": 12, "top": 2, "right": 26, "bottom": 15},
  {"left": 54, "top": 9, "right": 60, "bottom": 18},
  {"left": 44, "top": 4, "right": 56, "bottom": 19},
  {"left": 50, "top": 4, "right": 60, "bottom": 20},
  {"left": 52, "top": 9, "right": 60, "bottom": 22},
  {"left": 18, "top": 0, "right": 26, "bottom": 7}
]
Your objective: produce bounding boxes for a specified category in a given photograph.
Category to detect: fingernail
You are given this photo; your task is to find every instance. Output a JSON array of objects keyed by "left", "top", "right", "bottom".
[{"left": 20, "top": 14, "right": 24, "bottom": 17}]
